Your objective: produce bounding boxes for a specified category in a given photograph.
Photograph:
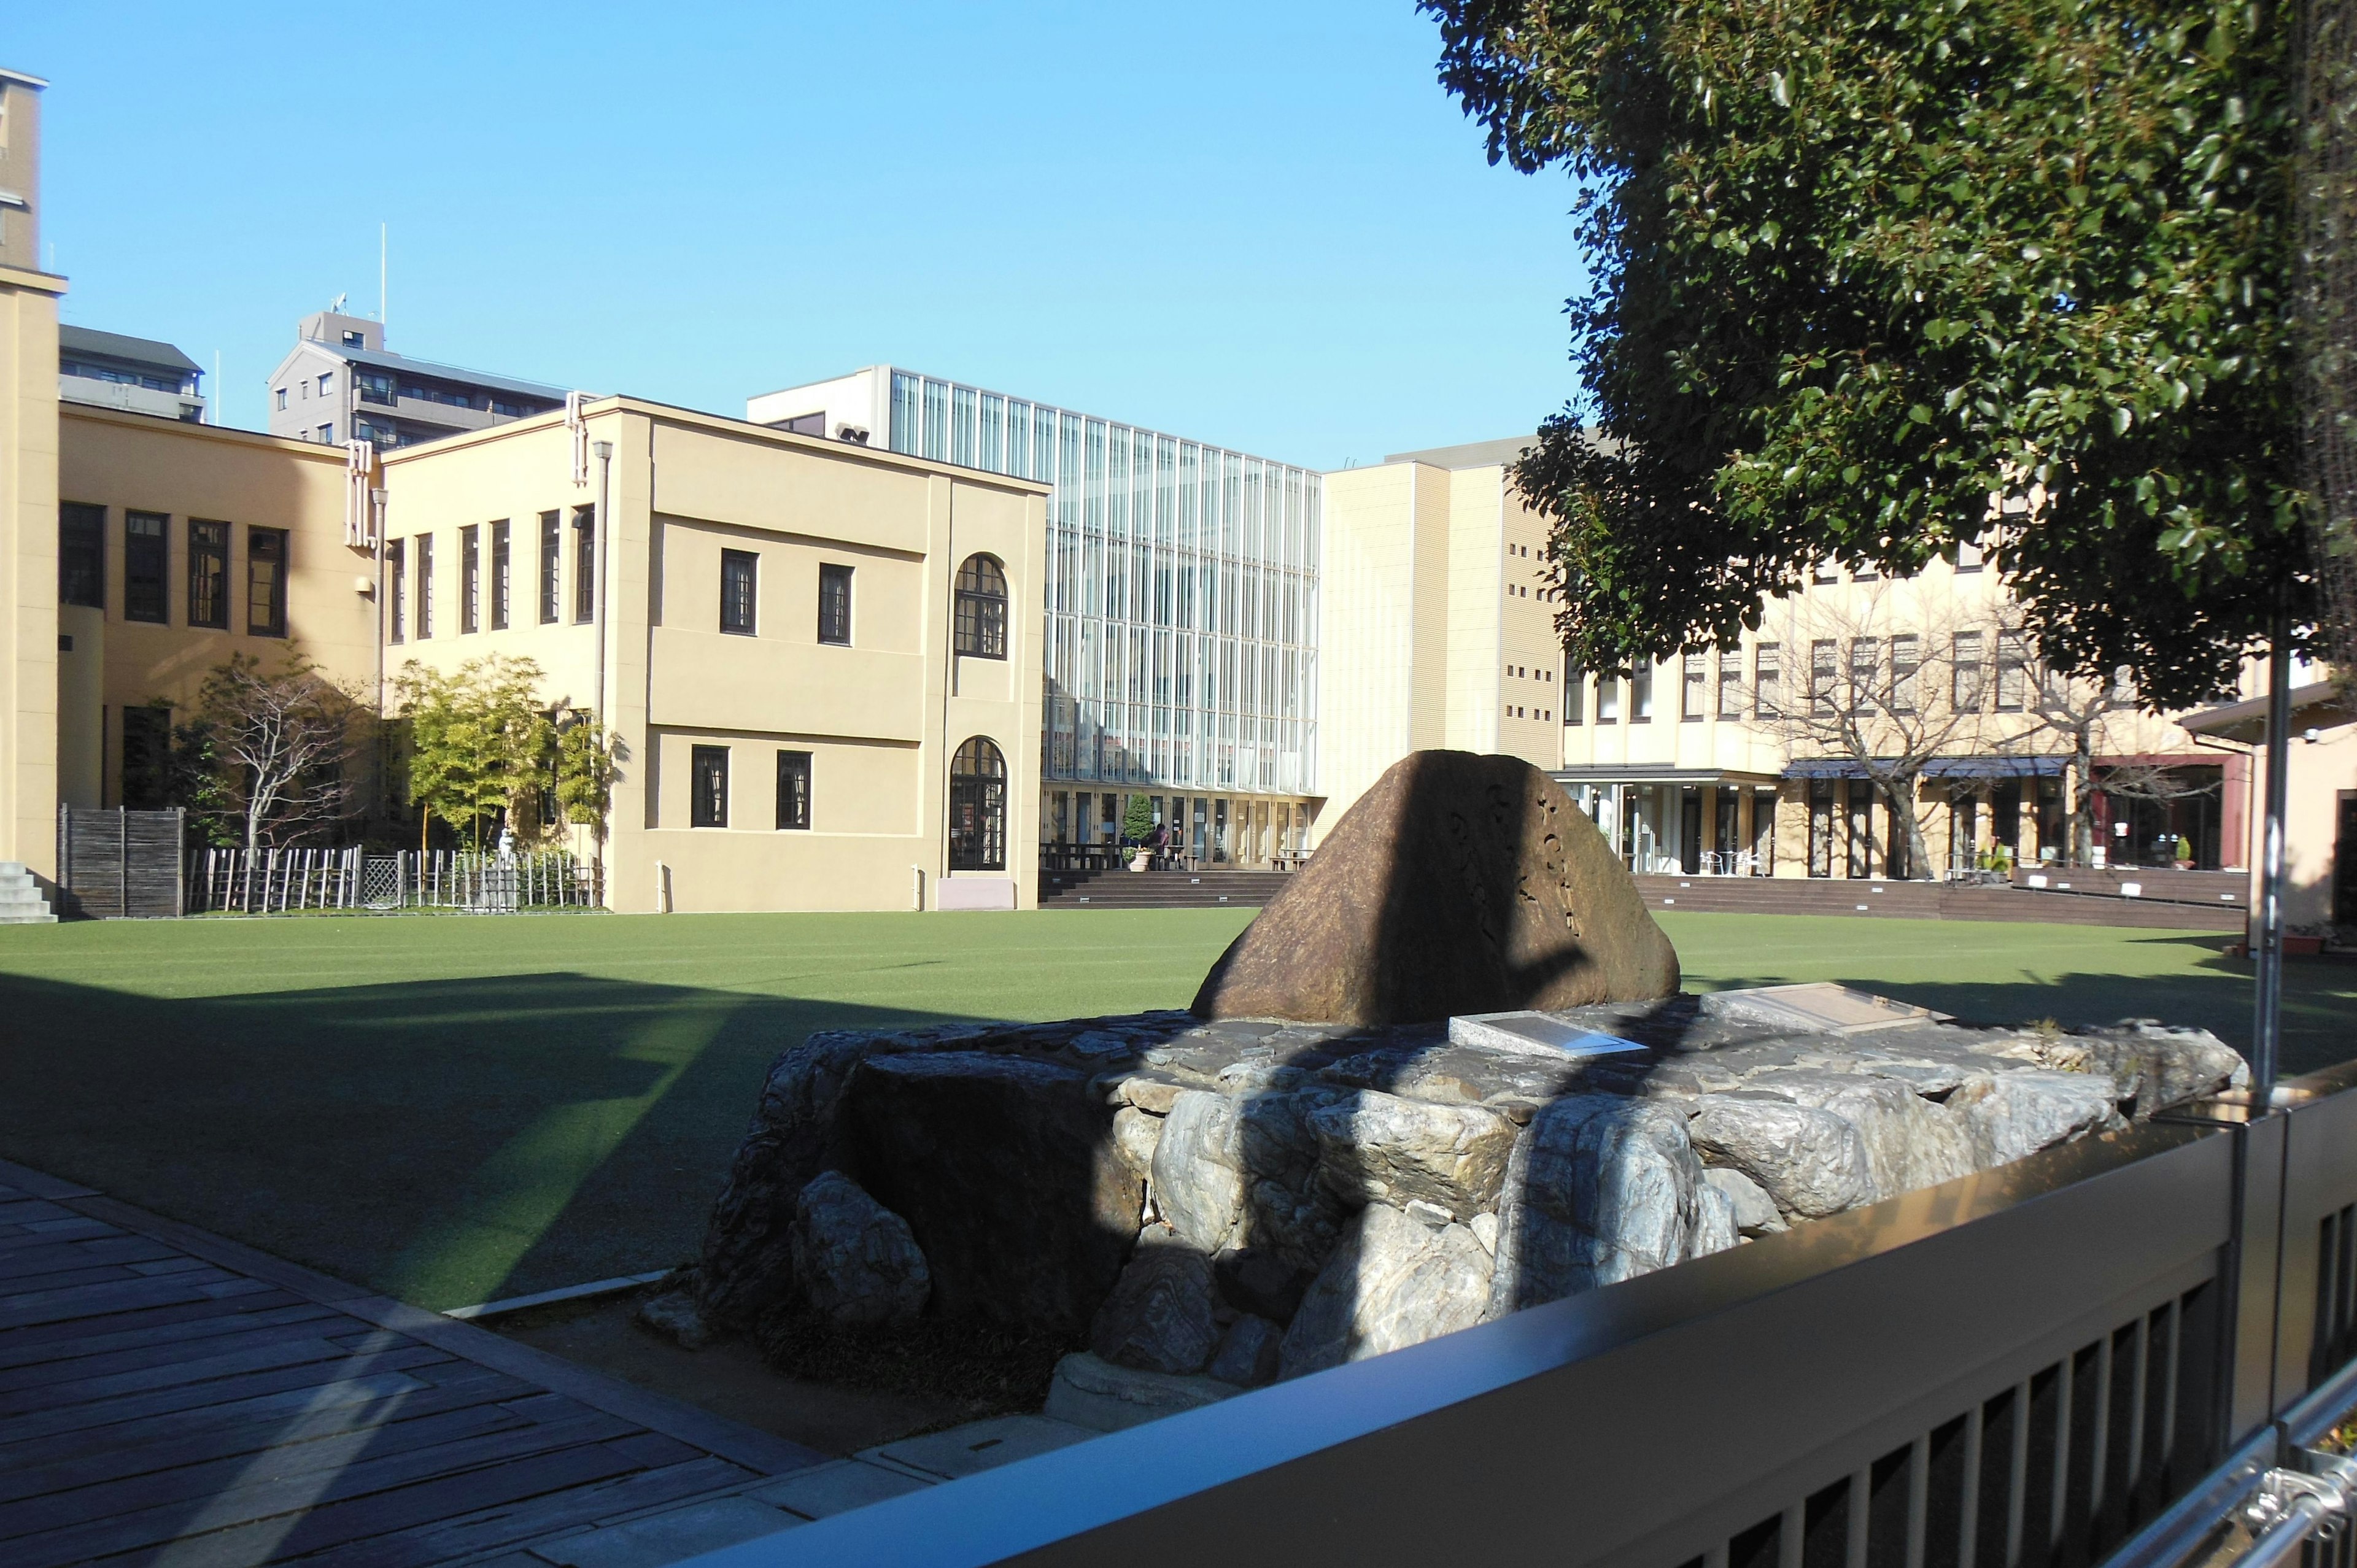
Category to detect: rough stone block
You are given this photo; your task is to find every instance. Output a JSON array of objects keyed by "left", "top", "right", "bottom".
[
  {"left": 1485, "top": 1094, "right": 1703, "bottom": 1318},
  {"left": 1045, "top": 1352, "right": 1240, "bottom": 1432},
  {"left": 789, "top": 1171, "right": 929, "bottom": 1327}
]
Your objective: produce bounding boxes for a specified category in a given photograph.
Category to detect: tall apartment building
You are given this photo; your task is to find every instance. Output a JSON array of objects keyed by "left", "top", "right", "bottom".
[
  {"left": 748, "top": 367, "right": 1322, "bottom": 867},
  {"left": 0, "top": 66, "right": 62, "bottom": 881},
  {"left": 57, "top": 326, "right": 205, "bottom": 423},
  {"left": 266, "top": 312, "right": 567, "bottom": 450}
]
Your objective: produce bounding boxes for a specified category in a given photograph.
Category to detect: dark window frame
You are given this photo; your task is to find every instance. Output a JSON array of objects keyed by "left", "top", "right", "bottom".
[
  {"left": 721, "top": 549, "right": 759, "bottom": 636},
  {"left": 538, "top": 511, "right": 560, "bottom": 624},
  {"left": 573, "top": 507, "right": 595, "bottom": 624},
  {"left": 125, "top": 511, "right": 169, "bottom": 624},
  {"left": 59, "top": 501, "right": 104, "bottom": 609},
  {"left": 776, "top": 749, "right": 811, "bottom": 830},
  {"left": 490, "top": 519, "right": 511, "bottom": 630},
  {"left": 388, "top": 538, "right": 406, "bottom": 644},
  {"left": 948, "top": 736, "right": 1008, "bottom": 871},
  {"left": 460, "top": 525, "right": 481, "bottom": 634},
  {"left": 690, "top": 744, "right": 730, "bottom": 828},
  {"left": 246, "top": 527, "right": 289, "bottom": 637},
  {"left": 954, "top": 554, "right": 1008, "bottom": 658},
  {"left": 416, "top": 533, "right": 435, "bottom": 639},
  {"left": 818, "top": 563, "right": 853, "bottom": 645},
  {"left": 187, "top": 519, "right": 230, "bottom": 630}
]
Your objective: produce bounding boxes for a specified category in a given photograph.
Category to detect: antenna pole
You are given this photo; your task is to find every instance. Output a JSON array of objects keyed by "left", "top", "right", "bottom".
[{"left": 380, "top": 223, "right": 388, "bottom": 330}]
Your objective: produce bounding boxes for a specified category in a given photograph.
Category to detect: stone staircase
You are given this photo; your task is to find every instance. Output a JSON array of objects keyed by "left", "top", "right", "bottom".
[
  {"left": 0, "top": 862, "right": 56, "bottom": 924},
  {"left": 1037, "top": 868, "right": 1299, "bottom": 910}
]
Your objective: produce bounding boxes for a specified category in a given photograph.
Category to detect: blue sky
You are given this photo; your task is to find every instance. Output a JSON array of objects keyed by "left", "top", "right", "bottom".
[{"left": 12, "top": 4, "right": 1586, "bottom": 469}]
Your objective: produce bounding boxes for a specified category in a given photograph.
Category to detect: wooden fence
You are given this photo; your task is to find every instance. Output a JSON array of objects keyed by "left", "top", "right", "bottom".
[
  {"left": 192, "top": 849, "right": 602, "bottom": 915},
  {"left": 56, "top": 807, "right": 185, "bottom": 917}
]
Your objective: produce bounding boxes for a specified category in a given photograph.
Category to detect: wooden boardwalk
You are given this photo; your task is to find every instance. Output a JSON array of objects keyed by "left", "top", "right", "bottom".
[{"left": 0, "top": 1159, "right": 822, "bottom": 1568}]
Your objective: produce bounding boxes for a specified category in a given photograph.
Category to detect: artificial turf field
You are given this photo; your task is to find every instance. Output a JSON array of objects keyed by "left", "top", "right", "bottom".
[{"left": 0, "top": 908, "right": 2347, "bottom": 1311}]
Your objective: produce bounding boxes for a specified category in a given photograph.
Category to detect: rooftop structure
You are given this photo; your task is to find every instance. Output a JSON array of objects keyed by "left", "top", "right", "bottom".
[
  {"left": 58, "top": 325, "right": 205, "bottom": 423},
  {"left": 266, "top": 311, "right": 569, "bottom": 451}
]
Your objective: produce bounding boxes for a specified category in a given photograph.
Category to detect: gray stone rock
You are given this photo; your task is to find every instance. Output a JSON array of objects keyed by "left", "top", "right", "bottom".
[
  {"left": 1111, "top": 1106, "right": 1163, "bottom": 1180},
  {"left": 634, "top": 1288, "right": 715, "bottom": 1350},
  {"left": 1691, "top": 1180, "right": 1740, "bottom": 1258},
  {"left": 1485, "top": 1094, "right": 1703, "bottom": 1318},
  {"left": 1689, "top": 1094, "right": 1876, "bottom": 1218},
  {"left": 843, "top": 1051, "right": 1140, "bottom": 1333},
  {"left": 1240, "top": 1176, "right": 1347, "bottom": 1276},
  {"left": 1151, "top": 1091, "right": 1249, "bottom": 1251},
  {"left": 1954, "top": 1070, "right": 2126, "bottom": 1165},
  {"left": 1703, "top": 1166, "right": 1786, "bottom": 1236},
  {"left": 788, "top": 1171, "right": 930, "bottom": 1327},
  {"left": 1280, "top": 1202, "right": 1493, "bottom": 1378},
  {"left": 1089, "top": 1227, "right": 1220, "bottom": 1375},
  {"left": 1045, "top": 1351, "right": 1242, "bottom": 1432},
  {"left": 1212, "top": 1243, "right": 1315, "bottom": 1321},
  {"left": 1746, "top": 1068, "right": 1977, "bottom": 1202},
  {"left": 1206, "top": 1313, "right": 1284, "bottom": 1388},
  {"left": 1306, "top": 1091, "right": 1517, "bottom": 1221}
]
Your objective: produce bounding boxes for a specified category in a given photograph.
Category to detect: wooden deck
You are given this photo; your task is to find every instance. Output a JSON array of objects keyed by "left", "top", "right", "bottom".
[{"left": 0, "top": 1158, "right": 822, "bottom": 1568}]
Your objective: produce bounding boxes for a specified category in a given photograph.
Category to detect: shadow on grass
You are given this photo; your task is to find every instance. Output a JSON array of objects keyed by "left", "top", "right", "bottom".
[{"left": 0, "top": 969, "right": 989, "bottom": 1310}]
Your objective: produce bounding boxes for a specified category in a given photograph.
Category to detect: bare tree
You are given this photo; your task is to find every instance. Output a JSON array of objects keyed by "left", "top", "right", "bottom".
[
  {"left": 1758, "top": 587, "right": 1993, "bottom": 879},
  {"left": 2003, "top": 642, "right": 2139, "bottom": 868},
  {"left": 194, "top": 652, "right": 369, "bottom": 854}
]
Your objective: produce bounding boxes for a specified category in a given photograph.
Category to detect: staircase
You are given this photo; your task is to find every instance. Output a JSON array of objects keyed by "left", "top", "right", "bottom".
[
  {"left": 1037, "top": 868, "right": 1298, "bottom": 910},
  {"left": 0, "top": 863, "right": 56, "bottom": 924},
  {"left": 1636, "top": 873, "right": 2242, "bottom": 931}
]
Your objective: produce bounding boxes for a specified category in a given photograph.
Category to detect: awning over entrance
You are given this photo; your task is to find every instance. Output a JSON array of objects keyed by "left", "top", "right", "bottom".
[
  {"left": 2178, "top": 679, "right": 2356, "bottom": 745},
  {"left": 1784, "top": 755, "right": 2066, "bottom": 781}
]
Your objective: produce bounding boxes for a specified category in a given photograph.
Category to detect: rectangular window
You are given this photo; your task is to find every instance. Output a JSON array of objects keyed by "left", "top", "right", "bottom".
[
  {"left": 316, "top": 424, "right": 333, "bottom": 443},
  {"left": 1596, "top": 676, "right": 1620, "bottom": 724},
  {"left": 1956, "top": 538, "right": 1984, "bottom": 573},
  {"left": 60, "top": 501, "right": 103, "bottom": 609},
  {"left": 1813, "top": 560, "right": 1840, "bottom": 584},
  {"left": 490, "top": 519, "right": 511, "bottom": 630},
  {"left": 416, "top": 533, "right": 435, "bottom": 638},
  {"left": 1953, "top": 631, "right": 1984, "bottom": 711},
  {"left": 274, "top": 388, "right": 288, "bottom": 411},
  {"left": 125, "top": 511, "right": 169, "bottom": 624},
  {"left": 358, "top": 370, "right": 396, "bottom": 406},
  {"left": 319, "top": 374, "right": 333, "bottom": 396},
  {"left": 573, "top": 506, "right": 595, "bottom": 622},
  {"left": 538, "top": 511, "right": 560, "bottom": 624},
  {"left": 1849, "top": 636, "right": 1880, "bottom": 707},
  {"left": 1717, "top": 647, "right": 1743, "bottom": 720},
  {"left": 721, "top": 549, "right": 758, "bottom": 635},
  {"left": 247, "top": 527, "right": 288, "bottom": 636},
  {"left": 1682, "top": 652, "right": 1706, "bottom": 720},
  {"left": 460, "top": 525, "right": 481, "bottom": 633},
  {"left": 691, "top": 745, "right": 729, "bottom": 828},
  {"left": 388, "top": 538, "right": 406, "bottom": 643},
  {"left": 775, "top": 750, "right": 811, "bottom": 830},
  {"left": 1563, "top": 658, "right": 1584, "bottom": 725},
  {"left": 818, "top": 563, "right": 852, "bottom": 644},
  {"left": 122, "top": 706, "right": 171, "bottom": 809},
  {"left": 1892, "top": 634, "right": 1921, "bottom": 714},
  {"left": 187, "top": 520, "right": 229, "bottom": 630},
  {"left": 1995, "top": 630, "right": 2027, "bottom": 711},
  {"left": 1809, "top": 640, "right": 1838, "bottom": 717},
  {"left": 1754, "top": 643, "right": 1781, "bottom": 717},
  {"left": 1630, "top": 663, "right": 1654, "bottom": 722}
]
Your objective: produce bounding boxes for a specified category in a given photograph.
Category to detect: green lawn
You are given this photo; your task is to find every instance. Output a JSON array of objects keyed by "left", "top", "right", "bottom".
[{"left": 0, "top": 909, "right": 2344, "bottom": 1311}]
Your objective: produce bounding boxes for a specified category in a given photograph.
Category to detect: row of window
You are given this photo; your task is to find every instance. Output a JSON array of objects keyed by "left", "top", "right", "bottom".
[
  {"left": 58, "top": 504, "right": 288, "bottom": 636},
  {"left": 683, "top": 736, "right": 1008, "bottom": 872},
  {"left": 717, "top": 552, "right": 856, "bottom": 645},
  {"left": 1565, "top": 630, "right": 2037, "bottom": 725},
  {"left": 390, "top": 509, "right": 596, "bottom": 641}
]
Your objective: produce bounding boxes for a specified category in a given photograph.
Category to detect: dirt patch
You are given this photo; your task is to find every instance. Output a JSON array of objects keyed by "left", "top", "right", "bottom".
[
  {"left": 486, "top": 1291, "right": 980, "bottom": 1456},
  {"left": 753, "top": 1304, "right": 1083, "bottom": 1418}
]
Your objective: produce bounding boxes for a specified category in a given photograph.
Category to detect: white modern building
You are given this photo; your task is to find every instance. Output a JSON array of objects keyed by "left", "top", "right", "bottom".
[{"left": 749, "top": 367, "right": 1323, "bottom": 867}]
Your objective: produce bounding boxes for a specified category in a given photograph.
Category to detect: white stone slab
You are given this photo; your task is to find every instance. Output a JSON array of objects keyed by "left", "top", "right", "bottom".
[
  {"left": 937, "top": 877, "right": 1016, "bottom": 911},
  {"left": 865, "top": 1413, "right": 1097, "bottom": 1480},
  {"left": 1702, "top": 982, "right": 1944, "bottom": 1035},
  {"left": 749, "top": 1459, "right": 935, "bottom": 1520},
  {"left": 1447, "top": 1011, "right": 1651, "bottom": 1059}
]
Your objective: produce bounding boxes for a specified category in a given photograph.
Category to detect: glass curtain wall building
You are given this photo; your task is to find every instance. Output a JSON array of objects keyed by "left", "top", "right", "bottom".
[{"left": 748, "top": 367, "right": 1322, "bottom": 868}]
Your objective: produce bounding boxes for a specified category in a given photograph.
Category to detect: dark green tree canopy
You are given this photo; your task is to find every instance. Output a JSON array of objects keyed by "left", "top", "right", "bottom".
[{"left": 1426, "top": 0, "right": 2311, "bottom": 706}]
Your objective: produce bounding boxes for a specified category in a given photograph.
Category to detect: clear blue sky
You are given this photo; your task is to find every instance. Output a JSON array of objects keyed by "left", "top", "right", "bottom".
[{"left": 12, "top": 4, "right": 1586, "bottom": 469}]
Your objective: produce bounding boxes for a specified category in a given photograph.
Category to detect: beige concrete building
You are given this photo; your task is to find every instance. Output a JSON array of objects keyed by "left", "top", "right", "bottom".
[
  {"left": 1322, "top": 438, "right": 2258, "bottom": 880},
  {"left": 0, "top": 67, "right": 63, "bottom": 882},
  {"left": 2183, "top": 682, "right": 2357, "bottom": 935}
]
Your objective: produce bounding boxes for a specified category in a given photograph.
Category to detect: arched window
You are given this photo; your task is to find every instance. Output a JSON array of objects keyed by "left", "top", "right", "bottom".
[
  {"left": 954, "top": 554, "right": 1008, "bottom": 659},
  {"left": 948, "top": 737, "right": 1007, "bottom": 871}
]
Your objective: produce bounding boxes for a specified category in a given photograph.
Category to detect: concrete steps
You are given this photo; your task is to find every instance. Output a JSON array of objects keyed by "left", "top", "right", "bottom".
[
  {"left": 1636, "top": 874, "right": 2241, "bottom": 931},
  {"left": 0, "top": 862, "right": 55, "bottom": 924},
  {"left": 1038, "top": 868, "right": 1298, "bottom": 910}
]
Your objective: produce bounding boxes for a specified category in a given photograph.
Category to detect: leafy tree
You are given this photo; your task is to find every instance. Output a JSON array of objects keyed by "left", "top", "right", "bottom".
[
  {"left": 393, "top": 657, "right": 559, "bottom": 849},
  {"left": 555, "top": 713, "right": 614, "bottom": 832},
  {"left": 1426, "top": 0, "right": 2312, "bottom": 707},
  {"left": 1123, "top": 794, "right": 1155, "bottom": 846},
  {"left": 185, "top": 653, "right": 368, "bottom": 854}
]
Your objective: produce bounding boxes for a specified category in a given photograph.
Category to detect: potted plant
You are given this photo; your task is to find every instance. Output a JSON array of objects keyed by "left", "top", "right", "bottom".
[{"left": 1123, "top": 795, "right": 1154, "bottom": 872}]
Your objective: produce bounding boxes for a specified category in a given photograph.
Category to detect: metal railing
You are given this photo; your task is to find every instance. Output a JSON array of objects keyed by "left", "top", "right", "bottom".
[
  {"left": 192, "top": 848, "right": 603, "bottom": 913},
  {"left": 683, "top": 1059, "right": 2357, "bottom": 1568}
]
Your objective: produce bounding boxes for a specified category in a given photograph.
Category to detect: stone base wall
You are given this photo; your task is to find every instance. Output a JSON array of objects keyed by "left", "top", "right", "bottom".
[{"left": 651, "top": 991, "right": 2244, "bottom": 1411}]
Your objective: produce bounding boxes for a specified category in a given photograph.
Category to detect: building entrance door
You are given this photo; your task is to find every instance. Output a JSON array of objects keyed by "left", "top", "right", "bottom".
[{"left": 2336, "top": 794, "right": 2357, "bottom": 926}]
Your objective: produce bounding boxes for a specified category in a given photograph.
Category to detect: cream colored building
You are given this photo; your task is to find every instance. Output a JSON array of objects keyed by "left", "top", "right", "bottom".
[
  {"left": 45, "top": 390, "right": 1047, "bottom": 914},
  {"left": 0, "top": 67, "right": 63, "bottom": 882},
  {"left": 1322, "top": 438, "right": 2256, "bottom": 880}
]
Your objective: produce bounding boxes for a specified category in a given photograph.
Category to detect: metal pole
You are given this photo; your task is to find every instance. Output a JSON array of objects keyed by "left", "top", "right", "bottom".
[{"left": 2250, "top": 604, "right": 2293, "bottom": 1107}]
